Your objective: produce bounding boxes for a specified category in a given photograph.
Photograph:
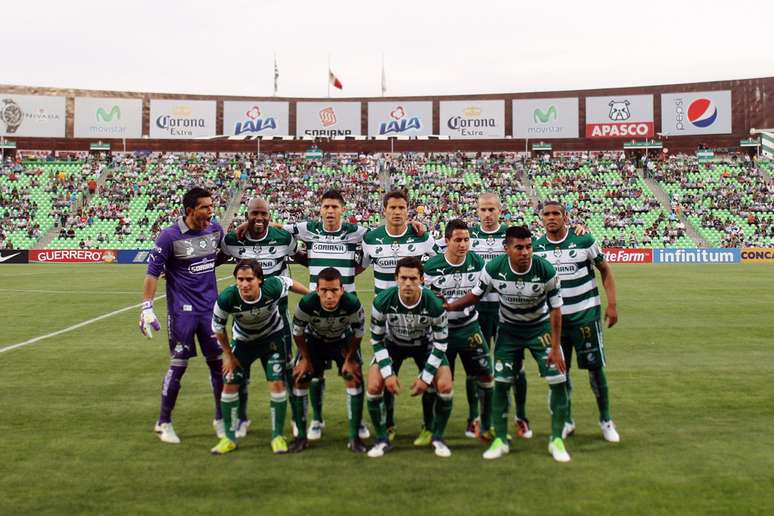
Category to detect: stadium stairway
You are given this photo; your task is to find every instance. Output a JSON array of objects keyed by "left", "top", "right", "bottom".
[
  {"left": 639, "top": 169, "right": 707, "bottom": 247},
  {"left": 518, "top": 165, "right": 542, "bottom": 211},
  {"left": 219, "top": 183, "right": 247, "bottom": 229}
]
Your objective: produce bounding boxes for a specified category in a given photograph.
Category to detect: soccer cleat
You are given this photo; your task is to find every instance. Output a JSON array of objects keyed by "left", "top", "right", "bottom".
[
  {"left": 465, "top": 417, "right": 480, "bottom": 438},
  {"left": 235, "top": 419, "right": 251, "bottom": 439},
  {"left": 482, "top": 438, "right": 510, "bottom": 460},
  {"left": 210, "top": 437, "right": 237, "bottom": 455},
  {"left": 515, "top": 417, "right": 533, "bottom": 439},
  {"left": 432, "top": 439, "right": 452, "bottom": 458},
  {"left": 154, "top": 422, "right": 181, "bottom": 444},
  {"left": 288, "top": 438, "right": 309, "bottom": 453},
  {"left": 358, "top": 422, "right": 371, "bottom": 439},
  {"left": 271, "top": 436, "right": 289, "bottom": 454},
  {"left": 600, "top": 420, "right": 621, "bottom": 443},
  {"left": 478, "top": 428, "right": 496, "bottom": 444},
  {"left": 213, "top": 419, "right": 225, "bottom": 439},
  {"left": 561, "top": 421, "right": 576, "bottom": 439},
  {"left": 413, "top": 429, "right": 433, "bottom": 447},
  {"left": 347, "top": 437, "right": 368, "bottom": 453},
  {"left": 387, "top": 426, "right": 397, "bottom": 443},
  {"left": 367, "top": 439, "right": 393, "bottom": 458},
  {"left": 291, "top": 420, "right": 298, "bottom": 438},
  {"left": 307, "top": 420, "right": 325, "bottom": 441},
  {"left": 548, "top": 437, "right": 571, "bottom": 462}
]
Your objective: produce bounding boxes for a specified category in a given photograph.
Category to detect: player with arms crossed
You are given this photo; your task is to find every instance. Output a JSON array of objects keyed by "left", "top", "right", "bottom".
[
  {"left": 446, "top": 226, "right": 571, "bottom": 462},
  {"left": 366, "top": 257, "right": 453, "bottom": 458},
  {"left": 140, "top": 187, "right": 226, "bottom": 444},
  {"left": 210, "top": 259, "right": 309, "bottom": 455},
  {"left": 534, "top": 200, "right": 620, "bottom": 442},
  {"left": 288, "top": 267, "right": 368, "bottom": 453}
]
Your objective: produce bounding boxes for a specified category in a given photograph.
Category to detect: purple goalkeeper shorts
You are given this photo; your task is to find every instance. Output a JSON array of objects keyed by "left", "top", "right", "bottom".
[{"left": 166, "top": 312, "right": 221, "bottom": 360}]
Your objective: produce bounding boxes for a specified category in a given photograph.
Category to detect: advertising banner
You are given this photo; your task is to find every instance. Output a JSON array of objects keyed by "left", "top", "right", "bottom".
[
  {"left": 440, "top": 100, "right": 504, "bottom": 139},
  {"left": 29, "top": 249, "right": 118, "bottom": 263},
  {"left": 652, "top": 248, "right": 740, "bottom": 264},
  {"left": 585, "top": 94, "right": 654, "bottom": 138},
  {"left": 513, "top": 98, "right": 579, "bottom": 139},
  {"left": 0, "top": 250, "right": 29, "bottom": 264},
  {"left": 603, "top": 248, "right": 653, "bottom": 264},
  {"left": 660, "top": 90, "right": 732, "bottom": 136},
  {"left": 223, "top": 101, "right": 289, "bottom": 136},
  {"left": 74, "top": 97, "right": 143, "bottom": 138},
  {"left": 149, "top": 100, "right": 216, "bottom": 139},
  {"left": 741, "top": 247, "right": 774, "bottom": 263},
  {"left": 296, "top": 102, "right": 361, "bottom": 137},
  {"left": 368, "top": 101, "right": 432, "bottom": 137},
  {"left": 0, "top": 94, "right": 66, "bottom": 137},
  {"left": 118, "top": 250, "right": 153, "bottom": 264}
]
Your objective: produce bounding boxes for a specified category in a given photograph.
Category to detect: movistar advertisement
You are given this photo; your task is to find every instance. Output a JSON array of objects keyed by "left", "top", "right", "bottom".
[
  {"left": 149, "top": 99, "right": 216, "bottom": 139},
  {"left": 74, "top": 97, "right": 142, "bottom": 138},
  {"left": 439, "top": 100, "right": 504, "bottom": 139},
  {"left": 368, "top": 102, "right": 433, "bottom": 137},
  {"left": 223, "top": 101, "right": 289, "bottom": 136},
  {"left": 0, "top": 94, "right": 66, "bottom": 137},
  {"left": 513, "top": 98, "right": 579, "bottom": 139},
  {"left": 585, "top": 94, "right": 654, "bottom": 138},
  {"left": 660, "top": 90, "right": 731, "bottom": 136}
]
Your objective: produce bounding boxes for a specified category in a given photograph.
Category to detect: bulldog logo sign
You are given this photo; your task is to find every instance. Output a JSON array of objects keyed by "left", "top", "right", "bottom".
[{"left": 585, "top": 95, "right": 654, "bottom": 138}]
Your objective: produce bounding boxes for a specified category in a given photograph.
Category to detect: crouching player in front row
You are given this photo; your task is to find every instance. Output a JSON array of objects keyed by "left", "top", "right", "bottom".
[
  {"left": 366, "top": 257, "right": 454, "bottom": 458},
  {"left": 210, "top": 259, "right": 309, "bottom": 455},
  {"left": 288, "top": 267, "right": 368, "bottom": 453}
]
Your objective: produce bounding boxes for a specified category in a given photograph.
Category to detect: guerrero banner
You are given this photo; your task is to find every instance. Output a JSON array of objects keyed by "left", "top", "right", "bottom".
[
  {"left": 513, "top": 98, "right": 579, "bottom": 139},
  {"left": 440, "top": 100, "right": 504, "bottom": 139},
  {"left": 296, "top": 102, "right": 360, "bottom": 137},
  {"left": 585, "top": 94, "right": 654, "bottom": 138},
  {"left": 741, "top": 248, "right": 774, "bottom": 263},
  {"left": 74, "top": 97, "right": 142, "bottom": 138},
  {"left": 0, "top": 250, "right": 29, "bottom": 264},
  {"left": 0, "top": 94, "right": 65, "bottom": 137},
  {"left": 653, "top": 248, "right": 740, "bottom": 264},
  {"left": 368, "top": 102, "right": 432, "bottom": 137},
  {"left": 661, "top": 90, "right": 731, "bottom": 136},
  {"left": 603, "top": 248, "right": 652, "bottom": 263},
  {"left": 150, "top": 100, "right": 216, "bottom": 139},
  {"left": 30, "top": 249, "right": 118, "bottom": 263},
  {"left": 117, "top": 249, "right": 153, "bottom": 264},
  {"left": 223, "top": 101, "right": 289, "bottom": 136}
]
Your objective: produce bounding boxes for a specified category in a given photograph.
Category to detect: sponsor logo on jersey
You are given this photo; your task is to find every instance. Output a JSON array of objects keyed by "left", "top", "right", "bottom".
[
  {"left": 188, "top": 259, "right": 216, "bottom": 274},
  {"left": 311, "top": 242, "right": 347, "bottom": 254}
]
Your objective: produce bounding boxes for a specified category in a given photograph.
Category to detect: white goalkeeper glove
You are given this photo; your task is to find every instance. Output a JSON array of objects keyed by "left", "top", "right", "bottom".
[{"left": 139, "top": 300, "right": 161, "bottom": 338}]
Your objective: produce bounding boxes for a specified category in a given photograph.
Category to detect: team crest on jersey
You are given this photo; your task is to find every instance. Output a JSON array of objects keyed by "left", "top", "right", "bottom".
[
  {"left": 553, "top": 249, "right": 562, "bottom": 257},
  {"left": 453, "top": 272, "right": 462, "bottom": 284},
  {"left": 516, "top": 279, "right": 524, "bottom": 289},
  {"left": 391, "top": 242, "right": 400, "bottom": 255},
  {"left": 487, "top": 236, "right": 495, "bottom": 246}
]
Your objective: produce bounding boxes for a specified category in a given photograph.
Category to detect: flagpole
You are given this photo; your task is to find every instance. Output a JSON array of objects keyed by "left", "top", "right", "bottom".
[
  {"left": 381, "top": 52, "right": 385, "bottom": 97},
  {"left": 327, "top": 54, "right": 331, "bottom": 98}
]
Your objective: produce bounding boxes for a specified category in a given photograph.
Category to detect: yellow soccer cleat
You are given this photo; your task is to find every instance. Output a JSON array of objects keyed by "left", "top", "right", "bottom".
[
  {"left": 413, "top": 429, "right": 433, "bottom": 447},
  {"left": 271, "top": 435, "right": 289, "bottom": 454},
  {"left": 210, "top": 437, "right": 237, "bottom": 455}
]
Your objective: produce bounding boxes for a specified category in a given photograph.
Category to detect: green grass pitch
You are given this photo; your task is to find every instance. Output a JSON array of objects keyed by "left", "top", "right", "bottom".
[{"left": 0, "top": 263, "right": 772, "bottom": 515}]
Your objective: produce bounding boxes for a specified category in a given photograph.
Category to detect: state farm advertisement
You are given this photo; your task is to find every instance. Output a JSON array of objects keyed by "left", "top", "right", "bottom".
[
  {"left": 603, "top": 248, "right": 652, "bottom": 264},
  {"left": 585, "top": 95, "right": 654, "bottom": 138},
  {"left": 30, "top": 249, "right": 118, "bottom": 263}
]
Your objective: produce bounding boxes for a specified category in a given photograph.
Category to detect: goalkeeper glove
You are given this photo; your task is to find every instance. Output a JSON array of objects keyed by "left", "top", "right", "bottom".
[{"left": 139, "top": 300, "right": 161, "bottom": 338}]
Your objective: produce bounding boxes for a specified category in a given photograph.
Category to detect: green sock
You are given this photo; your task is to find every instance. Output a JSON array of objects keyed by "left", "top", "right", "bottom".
[
  {"left": 479, "top": 380, "right": 494, "bottom": 431},
  {"left": 432, "top": 392, "right": 453, "bottom": 440},
  {"left": 549, "top": 382, "right": 569, "bottom": 440},
  {"left": 384, "top": 391, "right": 395, "bottom": 428},
  {"left": 367, "top": 393, "right": 387, "bottom": 440},
  {"left": 493, "top": 382, "right": 510, "bottom": 440},
  {"left": 221, "top": 391, "right": 239, "bottom": 441},
  {"left": 347, "top": 387, "right": 364, "bottom": 440},
  {"left": 270, "top": 390, "right": 288, "bottom": 439},
  {"left": 465, "top": 376, "right": 479, "bottom": 421},
  {"left": 422, "top": 391, "right": 436, "bottom": 431},
  {"left": 565, "top": 369, "right": 574, "bottom": 424},
  {"left": 290, "top": 389, "right": 308, "bottom": 439},
  {"left": 237, "top": 383, "right": 249, "bottom": 421},
  {"left": 589, "top": 367, "right": 611, "bottom": 421},
  {"left": 514, "top": 369, "right": 528, "bottom": 420},
  {"left": 309, "top": 378, "right": 325, "bottom": 423}
]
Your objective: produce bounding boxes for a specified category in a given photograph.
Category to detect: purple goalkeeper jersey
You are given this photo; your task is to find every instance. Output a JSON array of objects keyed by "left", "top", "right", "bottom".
[{"left": 147, "top": 217, "right": 224, "bottom": 315}]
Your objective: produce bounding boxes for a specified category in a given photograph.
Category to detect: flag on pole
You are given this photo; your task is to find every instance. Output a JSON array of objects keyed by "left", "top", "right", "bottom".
[
  {"left": 273, "top": 55, "right": 279, "bottom": 96},
  {"left": 329, "top": 70, "right": 343, "bottom": 90}
]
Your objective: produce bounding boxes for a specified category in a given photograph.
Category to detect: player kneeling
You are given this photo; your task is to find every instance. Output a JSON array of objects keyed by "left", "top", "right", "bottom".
[
  {"left": 287, "top": 267, "right": 368, "bottom": 453},
  {"left": 366, "top": 257, "right": 454, "bottom": 458},
  {"left": 210, "top": 260, "right": 309, "bottom": 455}
]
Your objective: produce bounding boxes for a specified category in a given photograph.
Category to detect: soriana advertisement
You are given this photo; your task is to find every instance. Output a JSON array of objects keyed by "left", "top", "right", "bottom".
[
  {"left": 30, "top": 249, "right": 118, "bottom": 263},
  {"left": 585, "top": 94, "right": 654, "bottom": 138},
  {"left": 150, "top": 100, "right": 216, "bottom": 139},
  {"left": 296, "top": 102, "right": 361, "bottom": 137},
  {"left": 661, "top": 90, "right": 731, "bottom": 136}
]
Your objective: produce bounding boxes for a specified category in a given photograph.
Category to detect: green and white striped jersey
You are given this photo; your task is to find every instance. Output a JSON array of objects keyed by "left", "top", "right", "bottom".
[
  {"left": 470, "top": 223, "right": 508, "bottom": 310},
  {"left": 292, "top": 291, "right": 365, "bottom": 342},
  {"left": 534, "top": 228, "right": 604, "bottom": 325},
  {"left": 361, "top": 225, "right": 437, "bottom": 294},
  {"left": 423, "top": 251, "right": 485, "bottom": 334},
  {"left": 212, "top": 276, "right": 293, "bottom": 342},
  {"left": 285, "top": 221, "right": 367, "bottom": 293},
  {"left": 221, "top": 227, "right": 297, "bottom": 277},
  {"left": 371, "top": 287, "right": 448, "bottom": 385},
  {"left": 471, "top": 254, "right": 562, "bottom": 329}
]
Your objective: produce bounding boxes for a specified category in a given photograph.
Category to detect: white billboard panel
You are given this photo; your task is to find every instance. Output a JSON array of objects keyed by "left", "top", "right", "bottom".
[
  {"left": 368, "top": 101, "right": 432, "bottom": 136},
  {"left": 74, "top": 97, "right": 142, "bottom": 138},
  {"left": 661, "top": 90, "right": 731, "bottom": 136},
  {"left": 585, "top": 94, "right": 654, "bottom": 138},
  {"left": 0, "top": 94, "right": 65, "bottom": 137},
  {"left": 296, "top": 102, "right": 361, "bottom": 136},
  {"left": 149, "top": 99, "right": 216, "bottom": 139},
  {"left": 440, "top": 100, "right": 504, "bottom": 139},
  {"left": 513, "top": 98, "right": 579, "bottom": 139},
  {"left": 223, "top": 101, "right": 289, "bottom": 136}
]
